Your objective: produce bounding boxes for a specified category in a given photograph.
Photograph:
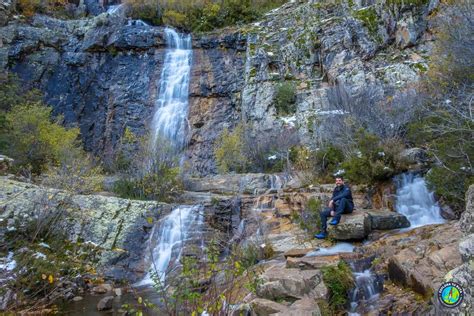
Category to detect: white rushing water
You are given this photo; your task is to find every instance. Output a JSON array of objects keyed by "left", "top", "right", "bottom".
[
  {"left": 106, "top": 4, "right": 123, "bottom": 14},
  {"left": 395, "top": 173, "right": 445, "bottom": 228},
  {"left": 137, "top": 205, "right": 202, "bottom": 286},
  {"left": 348, "top": 269, "right": 380, "bottom": 316},
  {"left": 305, "top": 242, "right": 355, "bottom": 257},
  {"left": 150, "top": 28, "right": 192, "bottom": 152}
]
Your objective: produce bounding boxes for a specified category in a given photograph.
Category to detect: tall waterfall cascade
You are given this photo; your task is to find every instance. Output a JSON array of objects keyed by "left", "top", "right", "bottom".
[
  {"left": 395, "top": 173, "right": 445, "bottom": 228},
  {"left": 138, "top": 205, "right": 203, "bottom": 286},
  {"left": 150, "top": 28, "right": 192, "bottom": 152}
]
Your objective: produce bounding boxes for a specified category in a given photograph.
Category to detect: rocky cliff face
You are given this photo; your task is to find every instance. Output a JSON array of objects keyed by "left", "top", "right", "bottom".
[
  {"left": 0, "top": 0, "right": 437, "bottom": 174},
  {"left": 0, "top": 176, "right": 172, "bottom": 281}
]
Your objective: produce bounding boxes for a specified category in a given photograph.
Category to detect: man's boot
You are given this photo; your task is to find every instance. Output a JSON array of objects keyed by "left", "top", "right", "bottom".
[{"left": 314, "top": 231, "right": 328, "bottom": 239}]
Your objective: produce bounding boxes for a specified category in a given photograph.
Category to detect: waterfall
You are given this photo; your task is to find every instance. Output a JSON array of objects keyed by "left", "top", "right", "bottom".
[
  {"left": 137, "top": 205, "right": 202, "bottom": 286},
  {"left": 150, "top": 28, "right": 192, "bottom": 152},
  {"left": 348, "top": 269, "right": 381, "bottom": 315},
  {"left": 347, "top": 257, "right": 384, "bottom": 315},
  {"left": 394, "top": 173, "right": 445, "bottom": 228}
]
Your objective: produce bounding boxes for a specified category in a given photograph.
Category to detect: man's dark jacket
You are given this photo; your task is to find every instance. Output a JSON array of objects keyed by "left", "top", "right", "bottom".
[{"left": 332, "top": 184, "right": 353, "bottom": 205}]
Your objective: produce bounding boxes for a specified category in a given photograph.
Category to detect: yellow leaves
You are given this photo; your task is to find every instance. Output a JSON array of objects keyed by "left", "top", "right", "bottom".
[
  {"left": 42, "top": 274, "right": 54, "bottom": 283},
  {"left": 137, "top": 296, "right": 143, "bottom": 304},
  {"left": 234, "top": 261, "right": 241, "bottom": 271}
]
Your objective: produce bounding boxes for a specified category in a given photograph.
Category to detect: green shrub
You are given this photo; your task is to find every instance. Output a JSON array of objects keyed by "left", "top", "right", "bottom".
[
  {"left": 292, "top": 145, "right": 344, "bottom": 183},
  {"left": 293, "top": 197, "right": 322, "bottom": 236},
  {"left": 214, "top": 125, "right": 248, "bottom": 173},
  {"left": 112, "top": 131, "right": 183, "bottom": 202},
  {"left": 42, "top": 148, "right": 104, "bottom": 194},
  {"left": 0, "top": 73, "right": 42, "bottom": 151},
  {"left": 274, "top": 81, "right": 297, "bottom": 116},
  {"left": 125, "top": 0, "right": 286, "bottom": 32},
  {"left": 352, "top": 7, "right": 379, "bottom": 37},
  {"left": 321, "top": 261, "right": 354, "bottom": 311},
  {"left": 341, "top": 130, "right": 409, "bottom": 184},
  {"left": 17, "top": 0, "right": 75, "bottom": 19},
  {"left": 3, "top": 102, "right": 81, "bottom": 174},
  {"left": 113, "top": 166, "right": 182, "bottom": 202}
]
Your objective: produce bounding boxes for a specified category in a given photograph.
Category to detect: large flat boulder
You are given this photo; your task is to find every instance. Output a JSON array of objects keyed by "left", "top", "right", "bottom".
[
  {"left": 256, "top": 265, "right": 324, "bottom": 301},
  {"left": 327, "top": 212, "right": 371, "bottom": 240},
  {"left": 250, "top": 298, "right": 288, "bottom": 315},
  {"left": 251, "top": 296, "right": 321, "bottom": 316},
  {"left": 367, "top": 210, "right": 410, "bottom": 230},
  {"left": 286, "top": 253, "right": 358, "bottom": 270}
]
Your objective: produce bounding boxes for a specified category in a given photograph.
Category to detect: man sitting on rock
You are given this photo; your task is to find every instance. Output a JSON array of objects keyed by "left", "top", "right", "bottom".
[{"left": 315, "top": 176, "right": 354, "bottom": 239}]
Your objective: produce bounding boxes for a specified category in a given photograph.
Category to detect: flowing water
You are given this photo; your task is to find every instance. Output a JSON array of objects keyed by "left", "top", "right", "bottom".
[
  {"left": 150, "top": 28, "right": 192, "bottom": 152},
  {"left": 106, "top": 4, "right": 123, "bottom": 14},
  {"left": 305, "top": 242, "right": 355, "bottom": 257},
  {"left": 347, "top": 257, "right": 384, "bottom": 316},
  {"left": 395, "top": 173, "right": 445, "bottom": 228},
  {"left": 137, "top": 205, "right": 203, "bottom": 287}
]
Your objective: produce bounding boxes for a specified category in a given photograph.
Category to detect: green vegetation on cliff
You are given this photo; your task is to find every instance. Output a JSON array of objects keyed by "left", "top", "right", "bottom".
[{"left": 125, "top": 0, "right": 286, "bottom": 32}]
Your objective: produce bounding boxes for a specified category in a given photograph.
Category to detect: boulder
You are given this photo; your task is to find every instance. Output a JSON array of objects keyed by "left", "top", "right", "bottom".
[
  {"left": 399, "top": 147, "right": 428, "bottom": 165},
  {"left": 272, "top": 295, "right": 322, "bottom": 316},
  {"left": 97, "top": 295, "right": 114, "bottom": 311},
  {"left": 367, "top": 210, "right": 410, "bottom": 230},
  {"left": 256, "top": 265, "right": 323, "bottom": 300},
  {"left": 250, "top": 298, "right": 288, "bottom": 315},
  {"left": 327, "top": 212, "right": 371, "bottom": 240},
  {"left": 440, "top": 203, "right": 458, "bottom": 220},
  {"left": 386, "top": 226, "right": 463, "bottom": 297},
  {"left": 458, "top": 234, "right": 474, "bottom": 262},
  {"left": 92, "top": 284, "right": 113, "bottom": 294}
]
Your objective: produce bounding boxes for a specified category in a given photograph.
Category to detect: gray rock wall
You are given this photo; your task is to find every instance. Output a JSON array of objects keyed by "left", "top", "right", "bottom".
[{"left": 0, "top": 0, "right": 437, "bottom": 175}]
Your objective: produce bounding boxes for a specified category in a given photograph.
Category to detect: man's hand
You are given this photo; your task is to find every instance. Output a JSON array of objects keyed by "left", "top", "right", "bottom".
[
  {"left": 328, "top": 200, "right": 333, "bottom": 208},
  {"left": 330, "top": 211, "right": 335, "bottom": 217}
]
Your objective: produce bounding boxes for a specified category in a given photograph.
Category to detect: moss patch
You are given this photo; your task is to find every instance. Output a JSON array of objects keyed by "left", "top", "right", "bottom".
[
  {"left": 321, "top": 261, "right": 354, "bottom": 311},
  {"left": 353, "top": 7, "right": 379, "bottom": 37}
]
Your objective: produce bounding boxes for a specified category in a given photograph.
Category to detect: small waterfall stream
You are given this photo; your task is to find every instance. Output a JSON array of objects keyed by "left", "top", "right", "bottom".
[
  {"left": 347, "top": 257, "right": 384, "bottom": 316},
  {"left": 150, "top": 28, "right": 192, "bottom": 151},
  {"left": 138, "top": 205, "right": 203, "bottom": 286},
  {"left": 395, "top": 173, "right": 445, "bottom": 228},
  {"left": 137, "top": 28, "right": 196, "bottom": 288}
]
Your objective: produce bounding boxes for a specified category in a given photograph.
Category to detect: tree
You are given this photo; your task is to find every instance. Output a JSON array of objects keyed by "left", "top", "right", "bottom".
[{"left": 4, "top": 102, "right": 80, "bottom": 174}]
